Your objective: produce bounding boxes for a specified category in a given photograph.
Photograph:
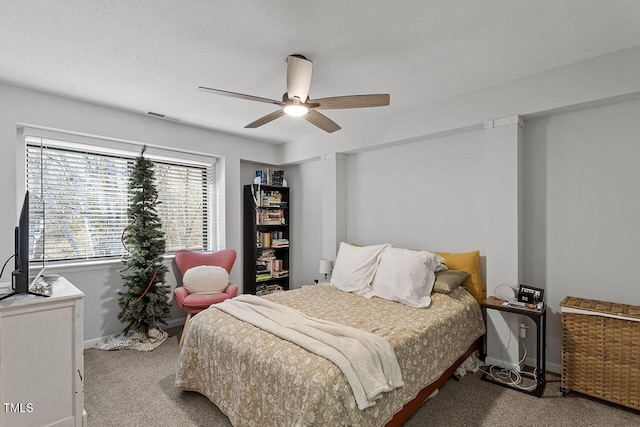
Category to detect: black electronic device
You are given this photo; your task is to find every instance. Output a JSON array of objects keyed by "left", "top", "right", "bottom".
[
  {"left": 0, "top": 191, "right": 49, "bottom": 301},
  {"left": 517, "top": 284, "right": 544, "bottom": 305}
]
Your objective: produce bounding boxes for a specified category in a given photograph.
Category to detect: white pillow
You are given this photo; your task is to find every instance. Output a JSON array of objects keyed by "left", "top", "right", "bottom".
[
  {"left": 330, "top": 242, "right": 390, "bottom": 297},
  {"left": 183, "top": 265, "right": 230, "bottom": 295},
  {"left": 434, "top": 254, "right": 448, "bottom": 272},
  {"left": 372, "top": 247, "right": 439, "bottom": 308}
]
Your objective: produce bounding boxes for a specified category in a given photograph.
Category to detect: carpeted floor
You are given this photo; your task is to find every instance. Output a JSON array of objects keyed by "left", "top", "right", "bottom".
[{"left": 84, "top": 327, "right": 640, "bottom": 426}]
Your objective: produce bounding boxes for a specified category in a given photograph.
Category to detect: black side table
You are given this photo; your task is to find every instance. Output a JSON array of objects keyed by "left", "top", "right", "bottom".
[{"left": 480, "top": 296, "right": 547, "bottom": 398}]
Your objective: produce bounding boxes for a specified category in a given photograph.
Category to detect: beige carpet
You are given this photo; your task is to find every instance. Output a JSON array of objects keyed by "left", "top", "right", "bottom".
[{"left": 84, "top": 328, "right": 640, "bottom": 426}]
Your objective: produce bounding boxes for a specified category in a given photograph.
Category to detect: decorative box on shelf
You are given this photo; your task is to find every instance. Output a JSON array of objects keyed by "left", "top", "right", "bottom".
[{"left": 560, "top": 296, "right": 640, "bottom": 410}]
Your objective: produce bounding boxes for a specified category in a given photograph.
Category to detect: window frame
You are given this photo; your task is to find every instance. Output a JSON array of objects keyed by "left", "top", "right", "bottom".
[{"left": 21, "top": 128, "right": 218, "bottom": 266}]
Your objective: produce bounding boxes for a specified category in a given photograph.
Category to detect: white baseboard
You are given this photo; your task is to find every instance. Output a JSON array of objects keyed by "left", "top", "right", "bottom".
[
  {"left": 485, "top": 356, "right": 521, "bottom": 372},
  {"left": 165, "top": 317, "right": 188, "bottom": 329},
  {"left": 84, "top": 336, "right": 103, "bottom": 349},
  {"left": 524, "top": 356, "right": 562, "bottom": 375},
  {"left": 83, "top": 317, "right": 187, "bottom": 349}
]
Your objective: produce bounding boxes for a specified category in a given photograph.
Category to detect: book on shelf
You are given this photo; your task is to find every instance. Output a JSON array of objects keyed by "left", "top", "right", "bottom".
[
  {"left": 255, "top": 169, "right": 268, "bottom": 185},
  {"left": 256, "top": 231, "right": 287, "bottom": 248},
  {"left": 272, "top": 270, "right": 289, "bottom": 278},
  {"left": 256, "top": 284, "right": 284, "bottom": 295},
  {"left": 256, "top": 231, "right": 271, "bottom": 248},
  {"left": 271, "top": 170, "right": 284, "bottom": 186},
  {"left": 256, "top": 254, "right": 286, "bottom": 277},
  {"left": 257, "top": 248, "right": 276, "bottom": 261},
  {"left": 270, "top": 259, "right": 283, "bottom": 272},
  {"left": 259, "top": 190, "right": 284, "bottom": 207},
  {"left": 256, "top": 209, "right": 285, "bottom": 225},
  {"left": 271, "top": 238, "right": 289, "bottom": 248},
  {"left": 255, "top": 169, "right": 285, "bottom": 186}
]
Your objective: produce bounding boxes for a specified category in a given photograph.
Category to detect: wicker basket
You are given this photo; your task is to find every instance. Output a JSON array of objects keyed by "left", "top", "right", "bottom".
[{"left": 560, "top": 296, "right": 640, "bottom": 410}]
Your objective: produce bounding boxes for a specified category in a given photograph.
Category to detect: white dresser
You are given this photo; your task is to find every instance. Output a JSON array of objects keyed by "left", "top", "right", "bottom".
[{"left": 0, "top": 277, "right": 84, "bottom": 427}]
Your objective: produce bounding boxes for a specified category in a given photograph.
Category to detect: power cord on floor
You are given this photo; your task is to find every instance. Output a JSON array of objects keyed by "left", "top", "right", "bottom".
[{"left": 480, "top": 325, "right": 538, "bottom": 391}]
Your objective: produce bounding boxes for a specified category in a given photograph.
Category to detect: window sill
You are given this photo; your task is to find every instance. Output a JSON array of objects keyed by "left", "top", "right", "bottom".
[{"left": 31, "top": 254, "right": 177, "bottom": 274}]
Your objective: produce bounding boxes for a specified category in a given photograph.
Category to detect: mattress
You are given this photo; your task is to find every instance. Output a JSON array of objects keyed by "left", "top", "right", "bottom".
[{"left": 175, "top": 284, "right": 485, "bottom": 426}]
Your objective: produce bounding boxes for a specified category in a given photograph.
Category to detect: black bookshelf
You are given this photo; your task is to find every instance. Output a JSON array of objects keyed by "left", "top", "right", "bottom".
[{"left": 243, "top": 184, "right": 290, "bottom": 294}]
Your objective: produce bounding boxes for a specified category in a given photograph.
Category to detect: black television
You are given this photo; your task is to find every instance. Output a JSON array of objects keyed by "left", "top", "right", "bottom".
[
  {"left": 0, "top": 191, "right": 48, "bottom": 301},
  {"left": 12, "top": 191, "right": 30, "bottom": 293}
]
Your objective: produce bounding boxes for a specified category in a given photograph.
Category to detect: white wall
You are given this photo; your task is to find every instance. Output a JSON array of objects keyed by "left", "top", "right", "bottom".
[
  {"left": 0, "top": 82, "right": 279, "bottom": 346},
  {"left": 522, "top": 98, "right": 640, "bottom": 369},
  {"left": 287, "top": 160, "right": 323, "bottom": 286},
  {"left": 346, "top": 129, "right": 487, "bottom": 253}
]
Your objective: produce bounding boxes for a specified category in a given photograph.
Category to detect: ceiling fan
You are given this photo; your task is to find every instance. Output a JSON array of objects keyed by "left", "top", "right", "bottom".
[{"left": 198, "top": 54, "right": 390, "bottom": 133}]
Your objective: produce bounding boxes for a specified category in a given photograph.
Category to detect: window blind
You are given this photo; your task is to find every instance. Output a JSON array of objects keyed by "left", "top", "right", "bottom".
[{"left": 25, "top": 137, "right": 214, "bottom": 263}]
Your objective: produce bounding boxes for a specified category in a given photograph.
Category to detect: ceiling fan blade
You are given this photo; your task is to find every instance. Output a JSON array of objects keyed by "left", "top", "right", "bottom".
[
  {"left": 244, "top": 109, "right": 286, "bottom": 128},
  {"left": 312, "top": 94, "right": 390, "bottom": 109},
  {"left": 286, "top": 55, "right": 313, "bottom": 102},
  {"left": 303, "top": 110, "right": 341, "bottom": 133},
  {"left": 198, "top": 86, "right": 284, "bottom": 106}
]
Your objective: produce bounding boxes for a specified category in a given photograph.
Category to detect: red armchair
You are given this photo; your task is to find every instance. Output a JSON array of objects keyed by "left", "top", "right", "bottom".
[{"left": 174, "top": 249, "right": 238, "bottom": 346}]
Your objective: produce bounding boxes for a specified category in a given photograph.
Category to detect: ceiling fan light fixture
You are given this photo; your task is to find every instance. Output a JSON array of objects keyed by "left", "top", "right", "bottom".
[
  {"left": 283, "top": 96, "right": 309, "bottom": 117},
  {"left": 283, "top": 104, "right": 309, "bottom": 117},
  {"left": 199, "top": 54, "right": 390, "bottom": 132}
]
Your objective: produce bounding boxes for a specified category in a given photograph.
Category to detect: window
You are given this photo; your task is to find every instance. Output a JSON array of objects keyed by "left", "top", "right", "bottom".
[{"left": 25, "top": 136, "right": 215, "bottom": 263}]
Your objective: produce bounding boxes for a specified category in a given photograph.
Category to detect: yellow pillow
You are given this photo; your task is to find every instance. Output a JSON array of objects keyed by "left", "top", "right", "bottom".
[{"left": 433, "top": 251, "right": 485, "bottom": 302}]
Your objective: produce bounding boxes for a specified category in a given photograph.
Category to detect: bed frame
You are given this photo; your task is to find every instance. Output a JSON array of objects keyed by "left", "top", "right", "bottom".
[{"left": 386, "top": 337, "right": 482, "bottom": 426}]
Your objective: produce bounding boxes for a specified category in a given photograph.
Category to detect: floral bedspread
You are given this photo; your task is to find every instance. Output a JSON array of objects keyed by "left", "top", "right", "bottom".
[{"left": 175, "top": 284, "right": 485, "bottom": 426}]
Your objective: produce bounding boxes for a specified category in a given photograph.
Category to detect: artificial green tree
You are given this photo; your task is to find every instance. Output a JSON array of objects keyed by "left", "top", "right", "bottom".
[{"left": 118, "top": 146, "right": 171, "bottom": 335}]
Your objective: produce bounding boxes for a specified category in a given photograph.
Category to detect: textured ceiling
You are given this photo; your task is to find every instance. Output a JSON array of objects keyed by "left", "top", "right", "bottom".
[{"left": 1, "top": 1, "right": 640, "bottom": 144}]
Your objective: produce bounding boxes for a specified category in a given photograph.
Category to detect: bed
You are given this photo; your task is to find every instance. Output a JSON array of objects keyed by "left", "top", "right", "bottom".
[{"left": 176, "top": 249, "right": 486, "bottom": 426}]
